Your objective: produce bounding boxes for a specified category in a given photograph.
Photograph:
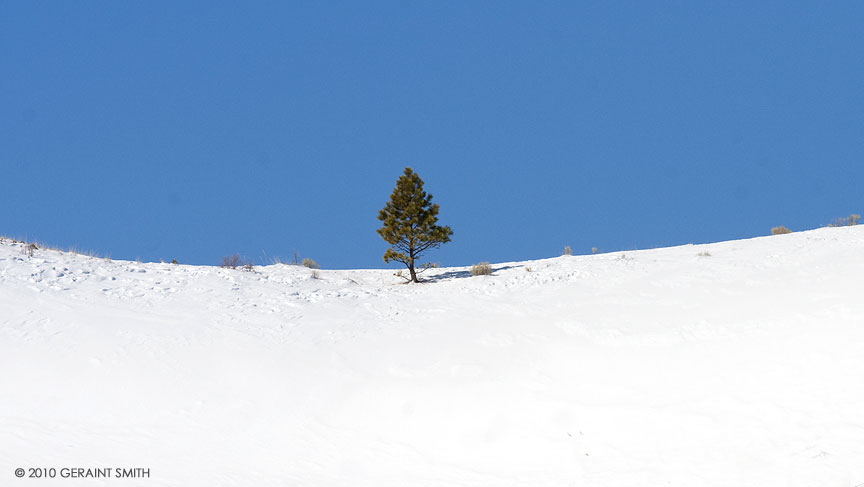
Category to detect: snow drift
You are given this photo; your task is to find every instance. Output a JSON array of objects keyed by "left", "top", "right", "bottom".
[{"left": 2, "top": 227, "right": 863, "bottom": 486}]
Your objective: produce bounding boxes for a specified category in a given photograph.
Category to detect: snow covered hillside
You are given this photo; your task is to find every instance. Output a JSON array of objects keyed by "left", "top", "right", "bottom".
[{"left": 2, "top": 227, "right": 864, "bottom": 486}]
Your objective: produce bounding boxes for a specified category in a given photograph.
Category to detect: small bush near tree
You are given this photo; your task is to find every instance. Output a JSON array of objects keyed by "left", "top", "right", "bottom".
[
  {"left": 771, "top": 226, "right": 792, "bottom": 235},
  {"left": 301, "top": 257, "right": 320, "bottom": 269},
  {"left": 470, "top": 262, "right": 493, "bottom": 276}
]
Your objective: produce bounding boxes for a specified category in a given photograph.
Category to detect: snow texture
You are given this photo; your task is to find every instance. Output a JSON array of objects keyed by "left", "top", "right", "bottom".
[{"left": 2, "top": 227, "right": 864, "bottom": 486}]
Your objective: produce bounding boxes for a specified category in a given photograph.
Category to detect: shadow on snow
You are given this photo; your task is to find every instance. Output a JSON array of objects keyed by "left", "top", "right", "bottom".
[{"left": 422, "top": 265, "right": 521, "bottom": 282}]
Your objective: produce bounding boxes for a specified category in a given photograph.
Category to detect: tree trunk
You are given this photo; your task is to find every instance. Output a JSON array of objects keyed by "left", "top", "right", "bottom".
[{"left": 407, "top": 250, "right": 419, "bottom": 283}]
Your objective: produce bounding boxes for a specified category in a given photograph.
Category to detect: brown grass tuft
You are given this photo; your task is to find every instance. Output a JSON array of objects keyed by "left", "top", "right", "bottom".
[{"left": 470, "top": 262, "right": 493, "bottom": 276}]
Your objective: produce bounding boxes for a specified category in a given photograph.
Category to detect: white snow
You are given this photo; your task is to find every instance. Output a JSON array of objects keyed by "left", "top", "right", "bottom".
[{"left": 2, "top": 227, "right": 864, "bottom": 486}]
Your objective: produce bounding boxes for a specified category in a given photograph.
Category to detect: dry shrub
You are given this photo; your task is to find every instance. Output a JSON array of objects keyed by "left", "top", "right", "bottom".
[
  {"left": 828, "top": 214, "right": 861, "bottom": 227},
  {"left": 221, "top": 254, "right": 254, "bottom": 270},
  {"left": 24, "top": 243, "right": 38, "bottom": 257},
  {"left": 221, "top": 254, "right": 241, "bottom": 269},
  {"left": 302, "top": 257, "right": 320, "bottom": 269},
  {"left": 563, "top": 246, "right": 572, "bottom": 256},
  {"left": 470, "top": 262, "right": 493, "bottom": 276},
  {"left": 771, "top": 226, "right": 791, "bottom": 235}
]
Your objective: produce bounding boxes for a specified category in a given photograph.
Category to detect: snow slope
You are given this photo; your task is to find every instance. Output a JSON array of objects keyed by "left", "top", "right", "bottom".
[{"left": 1, "top": 227, "right": 863, "bottom": 486}]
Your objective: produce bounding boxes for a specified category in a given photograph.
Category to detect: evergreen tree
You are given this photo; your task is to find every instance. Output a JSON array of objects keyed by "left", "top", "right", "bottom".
[{"left": 377, "top": 167, "right": 453, "bottom": 283}]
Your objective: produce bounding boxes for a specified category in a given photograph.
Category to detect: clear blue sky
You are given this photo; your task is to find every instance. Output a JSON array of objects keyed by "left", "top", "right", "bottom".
[{"left": 2, "top": 2, "right": 862, "bottom": 268}]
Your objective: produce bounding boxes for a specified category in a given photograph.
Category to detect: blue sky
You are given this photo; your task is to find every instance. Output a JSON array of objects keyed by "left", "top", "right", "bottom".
[{"left": 2, "top": 2, "right": 862, "bottom": 269}]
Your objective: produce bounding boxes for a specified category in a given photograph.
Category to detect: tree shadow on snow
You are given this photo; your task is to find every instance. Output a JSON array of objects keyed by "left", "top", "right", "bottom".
[{"left": 424, "top": 265, "right": 520, "bottom": 282}]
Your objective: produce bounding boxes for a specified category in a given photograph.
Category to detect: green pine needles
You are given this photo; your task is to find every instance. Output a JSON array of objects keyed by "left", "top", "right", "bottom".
[{"left": 377, "top": 167, "right": 453, "bottom": 283}]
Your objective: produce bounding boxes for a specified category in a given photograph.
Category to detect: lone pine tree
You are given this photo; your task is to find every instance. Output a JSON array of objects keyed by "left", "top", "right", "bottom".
[{"left": 377, "top": 167, "right": 453, "bottom": 283}]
